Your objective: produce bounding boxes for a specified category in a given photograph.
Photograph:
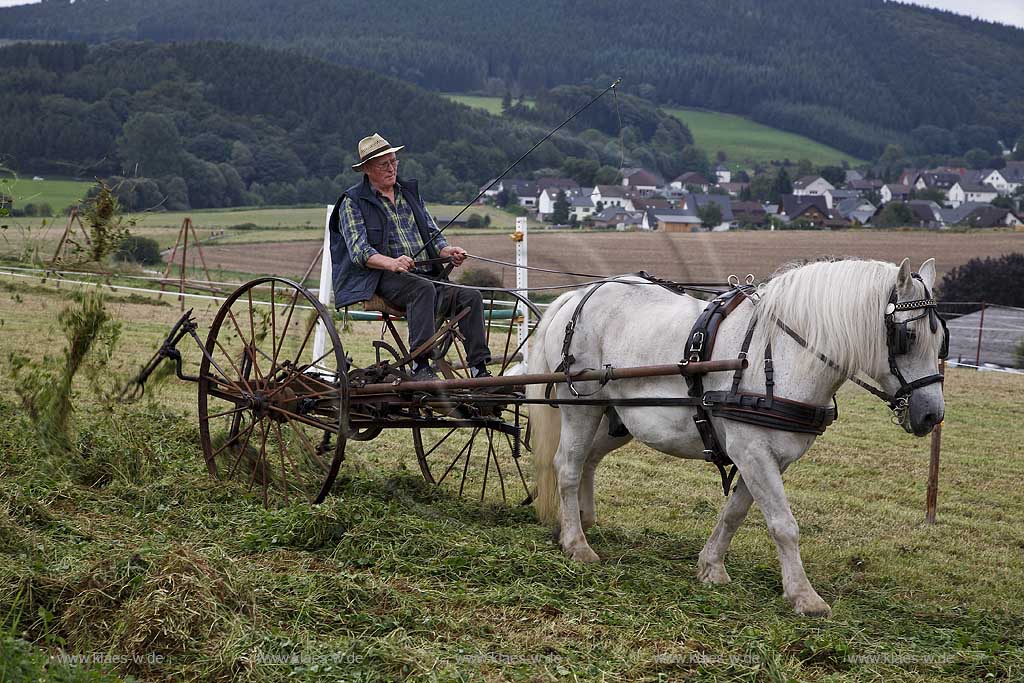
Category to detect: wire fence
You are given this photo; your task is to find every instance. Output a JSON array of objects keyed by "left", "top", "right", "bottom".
[{"left": 938, "top": 302, "right": 1024, "bottom": 372}]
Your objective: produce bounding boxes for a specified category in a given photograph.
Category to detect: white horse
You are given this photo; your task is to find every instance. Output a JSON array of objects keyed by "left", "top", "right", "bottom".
[{"left": 528, "top": 258, "right": 947, "bottom": 617}]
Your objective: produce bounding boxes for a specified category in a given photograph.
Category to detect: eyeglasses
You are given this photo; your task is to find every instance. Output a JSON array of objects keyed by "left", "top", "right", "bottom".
[{"left": 372, "top": 158, "right": 399, "bottom": 170}]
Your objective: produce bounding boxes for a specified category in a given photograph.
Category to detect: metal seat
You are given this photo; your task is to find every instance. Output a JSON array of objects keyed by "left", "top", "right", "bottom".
[{"left": 361, "top": 294, "right": 406, "bottom": 318}]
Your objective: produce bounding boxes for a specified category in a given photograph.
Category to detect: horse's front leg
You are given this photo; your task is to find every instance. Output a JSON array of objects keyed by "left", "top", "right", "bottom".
[
  {"left": 734, "top": 445, "right": 831, "bottom": 617},
  {"left": 697, "top": 479, "right": 754, "bottom": 585}
]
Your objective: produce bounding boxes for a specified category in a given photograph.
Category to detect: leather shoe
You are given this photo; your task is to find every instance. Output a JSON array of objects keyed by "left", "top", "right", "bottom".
[{"left": 411, "top": 363, "right": 439, "bottom": 381}]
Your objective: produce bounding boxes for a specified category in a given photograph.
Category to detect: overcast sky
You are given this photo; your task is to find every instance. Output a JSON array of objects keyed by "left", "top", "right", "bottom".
[{"left": 0, "top": 0, "right": 1023, "bottom": 29}]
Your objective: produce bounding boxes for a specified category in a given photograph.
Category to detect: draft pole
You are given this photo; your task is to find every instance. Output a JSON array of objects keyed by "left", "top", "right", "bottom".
[
  {"left": 925, "top": 358, "right": 945, "bottom": 524},
  {"left": 512, "top": 216, "right": 529, "bottom": 369},
  {"left": 178, "top": 216, "right": 190, "bottom": 310}
]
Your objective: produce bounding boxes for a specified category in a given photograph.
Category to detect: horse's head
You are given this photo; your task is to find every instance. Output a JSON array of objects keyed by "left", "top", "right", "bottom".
[{"left": 871, "top": 258, "right": 948, "bottom": 436}]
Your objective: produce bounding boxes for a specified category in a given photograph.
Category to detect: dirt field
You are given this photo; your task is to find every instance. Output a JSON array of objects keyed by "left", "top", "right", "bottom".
[{"left": 183, "top": 229, "right": 1024, "bottom": 289}]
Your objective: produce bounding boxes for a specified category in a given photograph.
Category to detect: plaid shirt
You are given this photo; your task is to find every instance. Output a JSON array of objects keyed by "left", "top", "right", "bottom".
[{"left": 338, "top": 183, "right": 447, "bottom": 271}]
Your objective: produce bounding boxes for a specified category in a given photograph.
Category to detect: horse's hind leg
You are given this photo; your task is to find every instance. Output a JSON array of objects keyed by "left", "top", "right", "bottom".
[
  {"left": 697, "top": 479, "right": 754, "bottom": 584},
  {"left": 579, "top": 417, "right": 632, "bottom": 531},
  {"left": 554, "top": 409, "right": 605, "bottom": 563}
]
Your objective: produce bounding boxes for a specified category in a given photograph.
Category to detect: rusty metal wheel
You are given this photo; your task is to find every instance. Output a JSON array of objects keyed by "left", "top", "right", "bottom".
[
  {"left": 198, "top": 277, "right": 348, "bottom": 506},
  {"left": 412, "top": 289, "right": 539, "bottom": 505}
]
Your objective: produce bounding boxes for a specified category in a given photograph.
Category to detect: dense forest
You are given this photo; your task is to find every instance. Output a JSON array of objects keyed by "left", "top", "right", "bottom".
[
  {"left": 2, "top": 0, "right": 1022, "bottom": 159},
  {"left": 0, "top": 41, "right": 697, "bottom": 210}
]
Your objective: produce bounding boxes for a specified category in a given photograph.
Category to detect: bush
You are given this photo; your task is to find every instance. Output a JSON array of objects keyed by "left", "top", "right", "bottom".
[
  {"left": 456, "top": 267, "right": 503, "bottom": 289},
  {"left": 938, "top": 253, "right": 1024, "bottom": 307},
  {"left": 23, "top": 202, "right": 53, "bottom": 217},
  {"left": 116, "top": 235, "right": 162, "bottom": 265}
]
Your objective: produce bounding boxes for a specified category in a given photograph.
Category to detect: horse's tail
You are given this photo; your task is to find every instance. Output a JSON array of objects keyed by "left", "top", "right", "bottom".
[{"left": 528, "top": 291, "right": 576, "bottom": 526}]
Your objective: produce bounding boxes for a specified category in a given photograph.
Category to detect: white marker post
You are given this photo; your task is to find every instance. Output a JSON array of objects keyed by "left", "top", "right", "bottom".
[
  {"left": 312, "top": 204, "right": 334, "bottom": 374},
  {"left": 514, "top": 216, "right": 529, "bottom": 368}
]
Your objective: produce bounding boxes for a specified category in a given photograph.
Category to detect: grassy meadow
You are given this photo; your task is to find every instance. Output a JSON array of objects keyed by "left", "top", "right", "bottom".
[
  {"left": 443, "top": 94, "right": 536, "bottom": 114},
  {"left": 1, "top": 175, "right": 94, "bottom": 214},
  {"left": 664, "top": 108, "right": 863, "bottom": 167},
  {"left": 0, "top": 273, "right": 1022, "bottom": 682}
]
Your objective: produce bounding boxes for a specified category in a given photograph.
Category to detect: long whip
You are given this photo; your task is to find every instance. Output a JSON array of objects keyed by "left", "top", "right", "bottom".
[{"left": 413, "top": 78, "right": 621, "bottom": 258}]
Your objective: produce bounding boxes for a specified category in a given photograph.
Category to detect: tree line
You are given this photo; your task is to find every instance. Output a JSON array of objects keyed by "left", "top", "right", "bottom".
[
  {"left": 2, "top": 0, "right": 1022, "bottom": 158},
  {"left": 0, "top": 41, "right": 695, "bottom": 210}
]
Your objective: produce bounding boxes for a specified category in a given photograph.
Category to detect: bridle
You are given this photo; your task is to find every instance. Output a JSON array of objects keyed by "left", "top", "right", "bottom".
[{"left": 865, "top": 273, "right": 949, "bottom": 423}]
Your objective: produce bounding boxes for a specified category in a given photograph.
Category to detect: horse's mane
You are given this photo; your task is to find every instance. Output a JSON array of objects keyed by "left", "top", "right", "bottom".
[{"left": 749, "top": 258, "right": 897, "bottom": 379}]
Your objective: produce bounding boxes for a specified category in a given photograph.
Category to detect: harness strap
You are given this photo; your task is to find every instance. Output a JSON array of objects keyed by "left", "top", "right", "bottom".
[{"left": 550, "top": 280, "right": 615, "bottom": 399}]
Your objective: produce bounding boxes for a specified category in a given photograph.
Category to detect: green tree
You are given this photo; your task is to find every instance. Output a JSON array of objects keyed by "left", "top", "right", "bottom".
[
  {"left": 819, "top": 165, "right": 845, "bottom": 187},
  {"left": 551, "top": 190, "right": 570, "bottom": 224},
  {"left": 116, "top": 112, "right": 184, "bottom": 176},
  {"left": 1012, "top": 134, "right": 1024, "bottom": 161},
  {"left": 875, "top": 201, "right": 913, "bottom": 228},
  {"left": 697, "top": 203, "right": 723, "bottom": 229},
  {"left": 964, "top": 147, "right": 991, "bottom": 170},
  {"left": 795, "top": 159, "right": 814, "bottom": 178},
  {"left": 770, "top": 167, "right": 792, "bottom": 203}
]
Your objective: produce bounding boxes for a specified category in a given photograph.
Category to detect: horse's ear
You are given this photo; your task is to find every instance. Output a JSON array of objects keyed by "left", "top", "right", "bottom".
[
  {"left": 897, "top": 258, "right": 912, "bottom": 290},
  {"left": 919, "top": 258, "right": 936, "bottom": 291}
]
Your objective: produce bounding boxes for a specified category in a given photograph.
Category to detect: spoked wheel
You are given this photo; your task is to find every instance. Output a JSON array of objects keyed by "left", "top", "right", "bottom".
[
  {"left": 197, "top": 277, "right": 348, "bottom": 506},
  {"left": 413, "top": 290, "right": 540, "bottom": 505}
]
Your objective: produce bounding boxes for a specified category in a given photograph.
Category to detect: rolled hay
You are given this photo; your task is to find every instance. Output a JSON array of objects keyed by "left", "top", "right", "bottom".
[{"left": 59, "top": 544, "right": 252, "bottom": 675}]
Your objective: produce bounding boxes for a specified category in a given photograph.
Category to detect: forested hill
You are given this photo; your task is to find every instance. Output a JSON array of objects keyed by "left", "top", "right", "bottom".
[
  {"left": 2, "top": 0, "right": 1022, "bottom": 159},
  {"left": 0, "top": 41, "right": 693, "bottom": 209}
]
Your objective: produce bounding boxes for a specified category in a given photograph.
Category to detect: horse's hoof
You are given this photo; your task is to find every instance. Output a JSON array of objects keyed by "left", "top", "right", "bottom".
[
  {"left": 697, "top": 560, "right": 731, "bottom": 585},
  {"left": 565, "top": 545, "right": 600, "bottom": 563},
  {"left": 791, "top": 593, "right": 832, "bottom": 618}
]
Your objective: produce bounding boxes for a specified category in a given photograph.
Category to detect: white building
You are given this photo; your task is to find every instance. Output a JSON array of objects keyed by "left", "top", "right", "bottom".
[
  {"left": 792, "top": 176, "right": 835, "bottom": 197},
  {"left": 948, "top": 181, "right": 999, "bottom": 208}
]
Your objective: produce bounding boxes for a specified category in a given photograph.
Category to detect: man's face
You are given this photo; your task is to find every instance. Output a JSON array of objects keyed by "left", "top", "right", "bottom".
[{"left": 364, "top": 153, "right": 398, "bottom": 190}]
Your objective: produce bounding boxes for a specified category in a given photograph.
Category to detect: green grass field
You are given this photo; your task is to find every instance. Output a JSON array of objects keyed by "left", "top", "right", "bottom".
[
  {"left": 0, "top": 274, "right": 1022, "bottom": 681},
  {"left": 1, "top": 174, "right": 93, "bottom": 213},
  {"left": 443, "top": 94, "right": 535, "bottom": 114},
  {"left": 665, "top": 108, "right": 862, "bottom": 167}
]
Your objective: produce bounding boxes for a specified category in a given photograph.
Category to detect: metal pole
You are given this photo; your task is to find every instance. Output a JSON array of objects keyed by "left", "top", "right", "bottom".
[
  {"left": 925, "top": 358, "right": 945, "bottom": 524},
  {"left": 975, "top": 302, "right": 986, "bottom": 366},
  {"left": 514, "top": 216, "right": 529, "bottom": 369}
]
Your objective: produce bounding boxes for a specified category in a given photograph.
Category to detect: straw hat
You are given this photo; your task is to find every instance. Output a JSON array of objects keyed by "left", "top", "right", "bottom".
[{"left": 352, "top": 133, "right": 405, "bottom": 170}]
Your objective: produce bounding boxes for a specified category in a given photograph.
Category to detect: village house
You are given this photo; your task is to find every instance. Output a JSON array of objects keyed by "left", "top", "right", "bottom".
[
  {"left": 982, "top": 162, "right": 1024, "bottom": 195},
  {"left": 947, "top": 181, "right": 999, "bottom": 208},
  {"left": 792, "top": 175, "right": 834, "bottom": 197},
  {"left": 536, "top": 183, "right": 585, "bottom": 219},
  {"left": 670, "top": 172, "right": 711, "bottom": 192},
  {"left": 731, "top": 200, "right": 768, "bottom": 227},
  {"left": 780, "top": 194, "right": 829, "bottom": 225},
  {"left": 680, "top": 193, "right": 734, "bottom": 231},
  {"left": 846, "top": 178, "right": 884, "bottom": 193},
  {"left": 642, "top": 208, "right": 701, "bottom": 232},
  {"left": 715, "top": 164, "right": 731, "bottom": 184},
  {"left": 569, "top": 194, "right": 596, "bottom": 222},
  {"left": 834, "top": 197, "right": 876, "bottom": 224},
  {"left": 913, "top": 171, "right": 960, "bottom": 195},
  {"left": 880, "top": 183, "right": 911, "bottom": 204},
  {"left": 621, "top": 168, "right": 663, "bottom": 197},
  {"left": 591, "top": 184, "right": 635, "bottom": 211},
  {"left": 717, "top": 182, "right": 749, "bottom": 197},
  {"left": 824, "top": 188, "right": 861, "bottom": 209}
]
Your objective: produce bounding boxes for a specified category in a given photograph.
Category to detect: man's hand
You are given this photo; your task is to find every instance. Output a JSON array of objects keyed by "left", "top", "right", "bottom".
[
  {"left": 389, "top": 255, "right": 415, "bottom": 273},
  {"left": 441, "top": 246, "right": 468, "bottom": 267}
]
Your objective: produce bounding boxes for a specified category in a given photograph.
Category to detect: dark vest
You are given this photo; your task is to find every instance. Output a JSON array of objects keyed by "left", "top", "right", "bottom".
[{"left": 328, "top": 175, "right": 442, "bottom": 308}]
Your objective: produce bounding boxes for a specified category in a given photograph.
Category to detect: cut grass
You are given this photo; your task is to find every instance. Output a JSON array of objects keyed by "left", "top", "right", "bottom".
[
  {"left": 0, "top": 279, "right": 1022, "bottom": 681},
  {"left": 665, "top": 108, "right": 863, "bottom": 167}
]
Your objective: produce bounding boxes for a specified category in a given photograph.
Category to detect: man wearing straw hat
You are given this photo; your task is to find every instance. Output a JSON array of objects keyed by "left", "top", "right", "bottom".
[{"left": 330, "top": 133, "right": 492, "bottom": 381}]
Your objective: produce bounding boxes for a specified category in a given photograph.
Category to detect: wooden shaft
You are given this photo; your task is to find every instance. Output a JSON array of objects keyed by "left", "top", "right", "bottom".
[{"left": 350, "top": 358, "right": 746, "bottom": 395}]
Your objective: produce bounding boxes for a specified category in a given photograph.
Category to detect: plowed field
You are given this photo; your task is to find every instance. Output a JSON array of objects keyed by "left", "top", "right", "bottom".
[{"left": 184, "top": 229, "right": 1024, "bottom": 289}]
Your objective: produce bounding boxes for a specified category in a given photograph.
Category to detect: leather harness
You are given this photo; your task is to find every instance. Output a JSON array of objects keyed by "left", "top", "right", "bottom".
[{"left": 549, "top": 272, "right": 946, "bottom": 496}]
